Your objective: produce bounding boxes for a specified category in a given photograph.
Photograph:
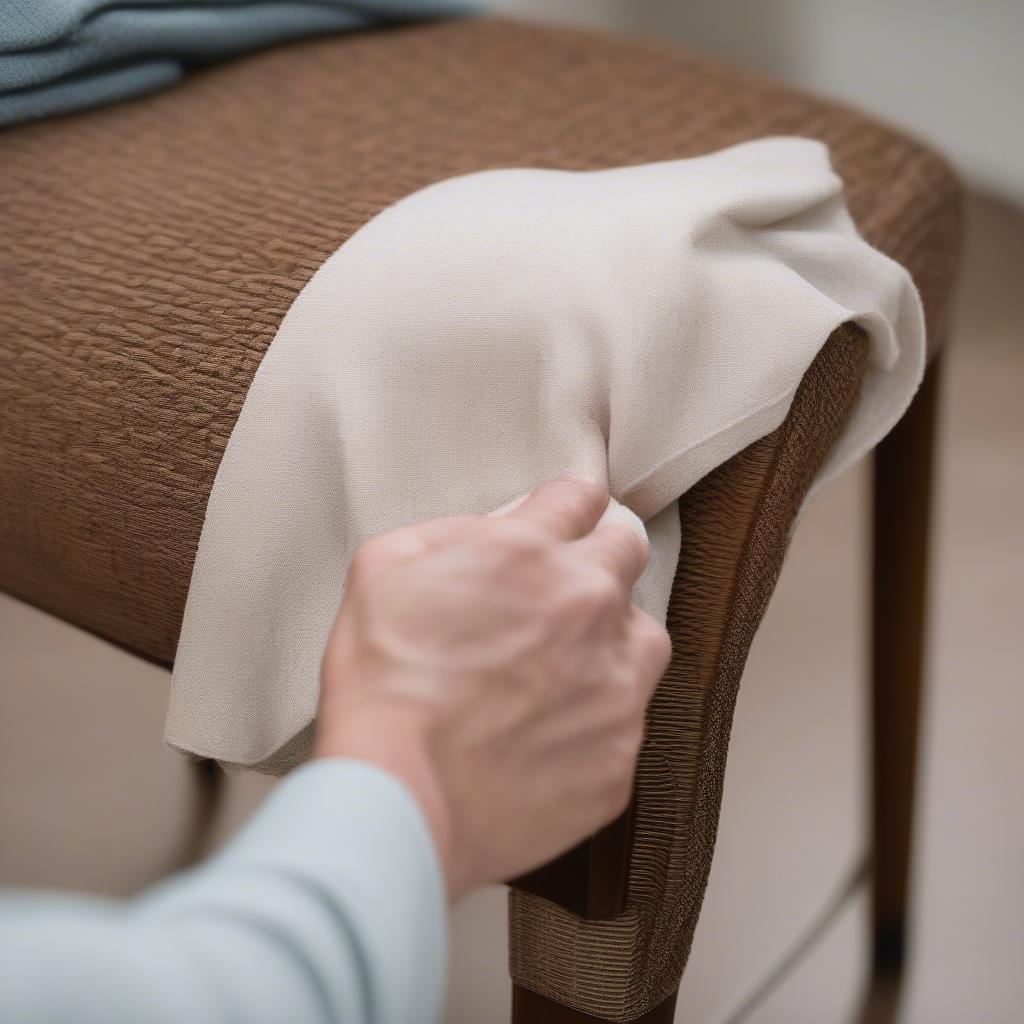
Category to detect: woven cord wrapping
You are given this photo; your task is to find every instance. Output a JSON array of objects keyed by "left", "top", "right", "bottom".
[{"left": 509, "top": 324, "right": 871, "bottom": 1019}]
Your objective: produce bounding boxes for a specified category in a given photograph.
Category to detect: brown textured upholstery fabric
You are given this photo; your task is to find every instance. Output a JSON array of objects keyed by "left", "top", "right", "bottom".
[
  {"left": 510, "top": 322, "right": 871, "bottom": 1018},
  {"left": 0, "top": 17, "right": 963, "bottom": 1021},
  {"left": 1, "top": 18, "right": 960, "bottom": 663}
]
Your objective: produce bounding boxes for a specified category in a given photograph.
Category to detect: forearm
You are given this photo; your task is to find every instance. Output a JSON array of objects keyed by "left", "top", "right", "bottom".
[{"left": 0, "top": 760, "right": 447, "bottom": 1024}]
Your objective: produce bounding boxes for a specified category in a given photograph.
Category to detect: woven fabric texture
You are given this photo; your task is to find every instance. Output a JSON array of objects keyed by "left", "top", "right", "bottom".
[
  {"left": 509, "top": 322, "right": 871, "bottom": 1018},
  {"left": 0, "top": 17, "right": 959, "bottom": 664},
  {"left": 0, "top": 17, "right": 963, "bottom": 1020}
]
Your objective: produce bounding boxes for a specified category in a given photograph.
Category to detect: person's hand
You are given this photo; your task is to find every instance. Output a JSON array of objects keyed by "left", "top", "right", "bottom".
[{"left": 313, "top": 475, "right": 671, "bottom": 902}]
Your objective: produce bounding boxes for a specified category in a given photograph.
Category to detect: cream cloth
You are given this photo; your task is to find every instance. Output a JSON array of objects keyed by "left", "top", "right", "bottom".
[{"left": 165, "top": 138, "right": 925, "bottom": 772}]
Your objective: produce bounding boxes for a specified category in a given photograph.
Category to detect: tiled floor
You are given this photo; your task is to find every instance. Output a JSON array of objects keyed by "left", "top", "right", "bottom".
[{"left": 0, "top": 195, "right": 1020, "bottom": 1021}]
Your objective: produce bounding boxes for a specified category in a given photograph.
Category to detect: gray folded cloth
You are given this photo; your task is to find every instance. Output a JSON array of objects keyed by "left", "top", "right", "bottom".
[{"left": 0, "top": 0, "right": 466, "bottom": 127}]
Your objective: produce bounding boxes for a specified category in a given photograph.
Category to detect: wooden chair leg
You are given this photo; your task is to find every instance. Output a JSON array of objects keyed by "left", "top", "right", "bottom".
[
  {"left": 864, "top": 355, "right": 942, "bottom": 1020},
  {"left": 512, "top": 985, "right": 678, "bottom": 1023}
]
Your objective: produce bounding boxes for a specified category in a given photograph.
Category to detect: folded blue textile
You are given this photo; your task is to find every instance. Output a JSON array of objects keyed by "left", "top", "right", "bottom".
[{"left": 0, "top": 1, "right": 466, "bottom": 126}]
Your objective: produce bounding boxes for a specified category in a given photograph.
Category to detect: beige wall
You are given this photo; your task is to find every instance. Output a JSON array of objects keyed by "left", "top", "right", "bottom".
[{"left": 492, "top": 0, "right": 1024, "bottom": 206}]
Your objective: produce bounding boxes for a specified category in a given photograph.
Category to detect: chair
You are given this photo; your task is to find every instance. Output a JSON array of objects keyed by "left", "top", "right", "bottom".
[{"left": 0, "top": 18, "right": 962, "bottom": 1023}]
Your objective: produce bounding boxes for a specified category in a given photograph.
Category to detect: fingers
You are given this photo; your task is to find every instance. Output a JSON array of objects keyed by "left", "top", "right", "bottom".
[
  {"left": 629, "top": 608, "right": 672, "bottom": 699},
  {"left": 573, "top": 524, "right": 649, "bottom": 588},
  {"left": 505, "top": 473, "right": 609, "bottom": 541}
]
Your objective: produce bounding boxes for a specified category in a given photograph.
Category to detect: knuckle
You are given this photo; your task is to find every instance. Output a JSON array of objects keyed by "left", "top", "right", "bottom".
[
  {"left": 605, "top": 671, "right": 644, "bottom": 721},
  {"left": 601, "top": 773, "right": 635, "bottom": 819},
  {"left": 580, "top": 568, "right": 621, "bottom": 610},
  {"left": 649, "top": 625, "right": 672, "bottom": 666},
  {"left": 637, "top": 613, "right": 672, "bottom": 663},
  {"left": 347, "top": 541, "right": 374, "bottom": 577},
  {"left": 617, "top": 724, "right": 645, "bottom": 764},
  {"left": 605, "top": 731, "right": 641, "bottom": 780},
  {"left": 493, "top": 518, "right": 547, "bottom": 556},
  {"left": 610, "top": 525, "right": 646, "bottom": 563},
  {"left": 616, "top": 771, "right": 636, "bottom": 805}
]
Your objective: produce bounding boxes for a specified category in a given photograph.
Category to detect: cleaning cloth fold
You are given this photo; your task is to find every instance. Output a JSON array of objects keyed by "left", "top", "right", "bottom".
[{"left": 165, "top": 137, "right": 926, "bottom": 772}]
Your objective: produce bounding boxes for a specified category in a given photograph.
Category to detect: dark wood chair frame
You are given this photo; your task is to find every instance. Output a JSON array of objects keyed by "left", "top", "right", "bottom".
[{"left": 508, "top": 350, "right": 942, "bottom": 1023}]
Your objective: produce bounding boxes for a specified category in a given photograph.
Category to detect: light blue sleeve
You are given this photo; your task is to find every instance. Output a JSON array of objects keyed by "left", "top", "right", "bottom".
[{"left": 0, "top": 759, "right": 448, "bottom": 1024}]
